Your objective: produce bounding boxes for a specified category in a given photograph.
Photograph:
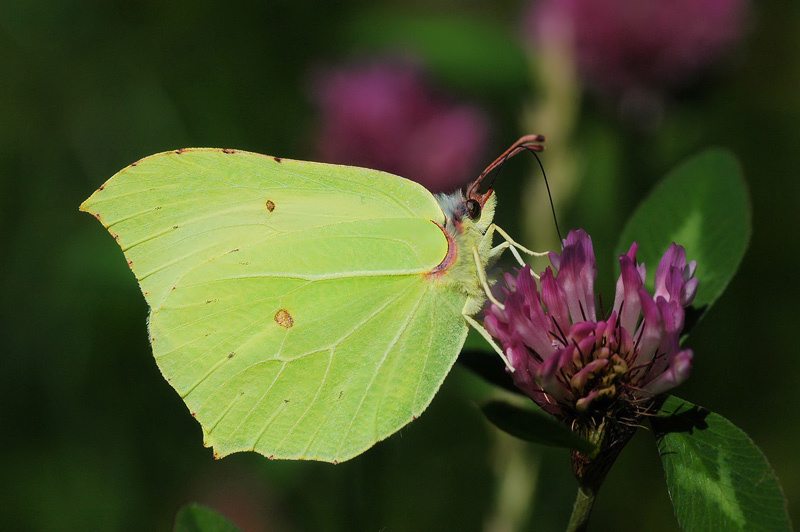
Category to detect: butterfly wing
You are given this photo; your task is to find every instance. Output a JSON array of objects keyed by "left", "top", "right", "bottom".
[{"left": 80, "top": 149, "right": 469, "bottom": 462}]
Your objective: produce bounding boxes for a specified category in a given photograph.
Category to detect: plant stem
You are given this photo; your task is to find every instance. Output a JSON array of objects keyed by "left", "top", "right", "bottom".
[{"left": 565, "top": 485, "right": 597, "bottom": 532}]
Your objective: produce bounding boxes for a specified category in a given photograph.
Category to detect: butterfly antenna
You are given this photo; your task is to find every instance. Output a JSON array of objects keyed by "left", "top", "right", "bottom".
[
  {"left": 467, "top": 134, "right": 546, "bottom": 211},
  {"left": 479, "top": 134, "right": 546, "bottom": 190},
  {"left": 529, "top": 148, "right": 563, "bottom": 243},
  {"left": 471, "top": 135, "right": 562, "bottom": 243}
]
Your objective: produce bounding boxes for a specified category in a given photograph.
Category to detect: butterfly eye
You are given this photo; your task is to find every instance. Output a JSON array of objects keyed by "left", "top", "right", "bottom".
[{"left": 465, "top": 198, "right": 482, "bottom": 220}]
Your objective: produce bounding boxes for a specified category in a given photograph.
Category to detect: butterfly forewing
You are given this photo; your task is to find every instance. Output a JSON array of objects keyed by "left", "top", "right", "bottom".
[
  {"left": 81, "top": 149, "right": 470, "bottom": 462},
  {"left": 81, "top": 149, "right": 446, "bottom": 309}
]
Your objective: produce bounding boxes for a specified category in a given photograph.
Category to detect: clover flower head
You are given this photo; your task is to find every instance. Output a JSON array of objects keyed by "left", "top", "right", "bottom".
[
  {"left": 484, "top": 229, "right": 697, "bottom": 426},
  {"left": 311, "top": 59, "right": 490, "bottom": 193},
  {"left": 524, "top": 0, "right": 748, "bottom": 96}
]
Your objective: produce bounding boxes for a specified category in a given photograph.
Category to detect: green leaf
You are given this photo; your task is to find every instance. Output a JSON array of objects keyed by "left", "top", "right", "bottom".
[
  {"left": 173, "top": 504, "right": 243, "bottom": 532},
  {"left": 616, "top": 150, "right": 751, "bottom": 312},
  {"left": 481, "top": 399, "right": 596, "bottom": 454},
  {"left": 652, "top": 396, "right": 791, "bottom": 532}
]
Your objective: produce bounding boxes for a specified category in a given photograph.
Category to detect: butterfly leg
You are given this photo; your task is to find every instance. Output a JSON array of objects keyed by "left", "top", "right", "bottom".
[
  {"left": 473, "top": 246, "right": 504, "bottom": 309},
  {"left": 483, "top": 224, "right": 549, "bottom": 268},
  {"left": 464, "top": 226, "right": 545, "bottom": 372},
  {"left": 462, "top": 309, "right": 515, "bottom": 372},
  {"left": 493, "top": 225, "right": 549, "bottom": 257},
  {"left": 464, "top": 246, "right": 515, "bottom": 371}
]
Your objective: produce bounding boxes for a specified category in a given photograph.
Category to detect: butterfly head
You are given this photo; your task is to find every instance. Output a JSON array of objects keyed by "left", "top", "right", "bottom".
[
  {"left": 435, "top": 187, "right": 496, "bottom": 237},
  {"left": 436, "top": 135, "right": 545, "bottom": 238}
]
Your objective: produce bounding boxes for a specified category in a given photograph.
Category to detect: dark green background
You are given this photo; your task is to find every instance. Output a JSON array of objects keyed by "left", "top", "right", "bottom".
[{"left": 1, "top": 1, "right": 797, "bottom": 531}]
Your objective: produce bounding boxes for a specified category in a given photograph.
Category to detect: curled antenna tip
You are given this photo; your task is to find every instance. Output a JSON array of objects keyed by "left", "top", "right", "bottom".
[{"left": 519, "top": 133, "right": 546, "bottom": 143}]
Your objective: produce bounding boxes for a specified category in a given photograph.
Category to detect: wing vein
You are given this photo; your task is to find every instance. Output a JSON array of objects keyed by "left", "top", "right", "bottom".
[{"left": 332, "top": 280, "right": 429, "bottom": 459}]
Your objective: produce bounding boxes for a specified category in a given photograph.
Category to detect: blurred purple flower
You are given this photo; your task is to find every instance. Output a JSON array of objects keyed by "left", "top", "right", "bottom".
[
  {"left": 484, "top": 229, "right": 697, "bottom": 423},
  {"left": 525, "top": 0, "right": 748, "bottom": 96},
  {"left": 311, "top": 60, "right": 491, "bottom": 193}
]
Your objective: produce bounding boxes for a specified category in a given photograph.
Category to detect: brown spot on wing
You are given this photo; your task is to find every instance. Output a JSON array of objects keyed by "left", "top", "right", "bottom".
[
  {"left": 273, "top": 157, "right": 282, "bottom": 163},
  {"left": 274, "top": 309, "right": 294, "bottom": 328},
  {"left": 222, "top": 149, "right": 236, "bottom": 154},
  {"left": 265, "top": 200, "right": 275, "bottom": 212}
]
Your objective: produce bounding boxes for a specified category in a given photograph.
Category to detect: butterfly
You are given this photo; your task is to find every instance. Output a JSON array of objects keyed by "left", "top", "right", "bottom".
[{"left": 80, "top": 135, "right": 545, "bottom": 462}]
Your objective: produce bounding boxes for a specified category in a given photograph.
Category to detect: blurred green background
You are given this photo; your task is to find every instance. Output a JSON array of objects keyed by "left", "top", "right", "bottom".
[{"left": 1, "top": 1, "right": 798, "bottom": 531}]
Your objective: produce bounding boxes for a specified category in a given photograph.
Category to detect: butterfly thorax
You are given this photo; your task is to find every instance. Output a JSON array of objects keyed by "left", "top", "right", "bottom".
[{"left": 434, "top": 190, "right": 498, "bottom": 316}]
